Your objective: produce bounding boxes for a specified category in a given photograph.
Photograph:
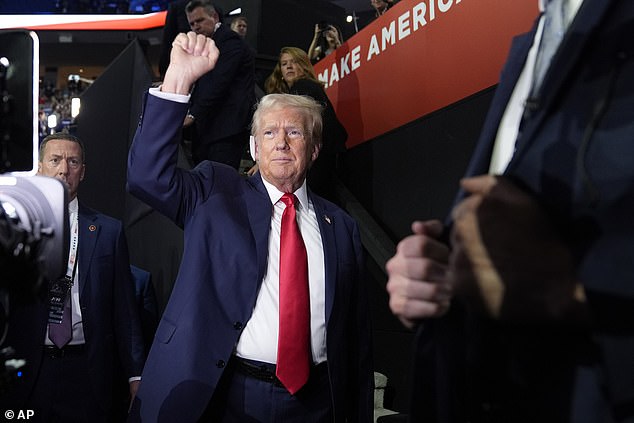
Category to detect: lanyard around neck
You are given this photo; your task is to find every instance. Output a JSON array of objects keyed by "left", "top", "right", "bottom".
[{"left": 66, "top": 209, "right": 79, "bottom": 283}]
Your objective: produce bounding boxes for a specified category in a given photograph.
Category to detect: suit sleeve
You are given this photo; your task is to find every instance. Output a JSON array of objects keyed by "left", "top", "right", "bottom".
[{"left": 127, "top": 94, "right": 215, "bottom": 227}]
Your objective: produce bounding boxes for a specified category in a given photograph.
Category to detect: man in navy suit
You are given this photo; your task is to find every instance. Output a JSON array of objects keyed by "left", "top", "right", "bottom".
[
  {"left": 386, "top": 0, "right": 634, "bottom": 422},
  {"left": 1, "top": 133, "right": 145, "bottom": 421},
  {"left": 182, "top": 0, "right": 255, "bottom": 168},
  {"left": 127, "top": 32, "right": 373, "bottom": 422}
]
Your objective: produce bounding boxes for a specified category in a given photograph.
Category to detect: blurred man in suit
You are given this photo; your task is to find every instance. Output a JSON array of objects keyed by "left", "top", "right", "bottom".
[
  {"left": 127, "top": 32, "right": 373, "bottom": 422},
  {"left": 386, "top": 0, "right": 634, "bottom": 422}
]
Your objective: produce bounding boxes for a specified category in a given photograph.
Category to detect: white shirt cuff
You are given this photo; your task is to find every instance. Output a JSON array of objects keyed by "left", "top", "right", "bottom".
[{"left": 149, "top": 86, "right": 190, "bottom": 103}]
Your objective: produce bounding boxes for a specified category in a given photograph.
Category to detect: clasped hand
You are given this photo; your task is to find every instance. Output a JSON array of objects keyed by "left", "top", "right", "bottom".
[
  {"left": 450, "top": 175, "right": 580, "bottom": 323},
  {"left": 162, "top": 32, "right": 219, "bottom": 95},
  {"left": 386, "top": 175, "right": 582, "bottom": 328},
  {"left": 385, "top": 220, "right": 452, "bottom": 329}
]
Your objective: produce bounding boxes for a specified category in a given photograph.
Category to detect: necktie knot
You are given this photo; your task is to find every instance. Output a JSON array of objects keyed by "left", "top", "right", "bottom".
[
  {"left": 281, "top": 193, "right": 296, "bottom": 208},
  {"left": 532, "top": 0, "right": 568, "bottom": 96}
]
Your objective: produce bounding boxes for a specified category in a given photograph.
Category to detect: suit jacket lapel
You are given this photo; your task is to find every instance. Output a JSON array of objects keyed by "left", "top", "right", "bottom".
[
  {"left": 464, "top": 29, "right": 537, "bottom": 179},
  {"left": 246, "top": 176, "right": 337, "bottom": 321},
  {"left": 78, "top": 204, "right": 99, "bottom": 298},
  {"left": 311, "top": 194, "right": 337, "bottom": 324},
  {"left": 246, "top": 174, "right": 274, "bottom": 285},
  {"left": 510, "top": 0, "right": 612, "bottom": 167},
  {"left": 450, "top": 25, "right": 538, "bottom": 212}
]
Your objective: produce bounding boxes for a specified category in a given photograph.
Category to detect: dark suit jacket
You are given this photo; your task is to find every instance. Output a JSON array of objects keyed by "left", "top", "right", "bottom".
[
  {"left": 1, "top": 203, "right": 145, "bottom": 416},
  {"left": 189, "top": 23, "right": 255, "bottom": 147},
  {"left": 412, "top": 1, "right": 634, "bottom": 422},
  {"left": 158, "top": 0, "right": 190, "bottom": 79},
  {"left": 127, "top": 94, "right": 374, "bottom": 422}
]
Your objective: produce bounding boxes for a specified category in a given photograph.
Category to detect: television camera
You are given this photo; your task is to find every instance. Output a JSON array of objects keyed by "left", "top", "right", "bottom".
[{"left": 0, "top": 30, "right": 68, "bottom": 392}]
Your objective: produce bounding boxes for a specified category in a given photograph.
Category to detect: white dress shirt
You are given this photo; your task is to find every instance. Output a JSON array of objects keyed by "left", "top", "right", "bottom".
[
  {"left": 45, "top": 197, "right": 85, "bottom": 345},
  {"left": 235, "top": 178, "right": 328, "bottom": 365}
]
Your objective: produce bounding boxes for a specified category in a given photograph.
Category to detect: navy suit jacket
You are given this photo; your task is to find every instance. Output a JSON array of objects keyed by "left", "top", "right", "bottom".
[
  {"left": 130, "top": 265, "right": 158, "bottom": 355},
  {"left": 127, "top": 94, "right": 374, "bottom": 422},
  {"left": 1, "top": 203, "right": 145, "bottom": 414},
  {"left": 189, "top": 23, "right": 255, "bottom": 146},
  {"left": 412, "top": 1, "right": 634, "bottom": 422}
]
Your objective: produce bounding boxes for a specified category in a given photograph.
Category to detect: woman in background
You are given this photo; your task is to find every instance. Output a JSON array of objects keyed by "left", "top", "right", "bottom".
[
  {"left": 250, "top": 47, "right": 347, "bottom": 202},
  {"left": 308, "top": 23, "right": 343, "bottom": 64}
]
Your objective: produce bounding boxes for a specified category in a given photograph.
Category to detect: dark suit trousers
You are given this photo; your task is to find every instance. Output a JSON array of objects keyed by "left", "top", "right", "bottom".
[
  {"left": 27, "top": 346, "right": 110, "bottom": 423},
  {"left": 200, "top": 357, "right": 332, "bottom": 423}
]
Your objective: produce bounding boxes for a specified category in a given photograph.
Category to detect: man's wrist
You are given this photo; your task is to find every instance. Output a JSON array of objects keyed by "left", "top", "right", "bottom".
[{"left": 162, "top": 67, "right": 194, "bottom": 95}]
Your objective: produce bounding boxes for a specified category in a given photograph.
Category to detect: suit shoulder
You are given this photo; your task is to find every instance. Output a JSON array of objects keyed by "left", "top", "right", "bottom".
[
  {"left": 193, "top": 161, "right": 253, "bottom": 194},
  {"left": 215, "top": 24, "right": 242, "bottom": 43},
  {"left": 215, "top": 25, "right": 253, "bottom": 55},
  {"left": 312, "top": 195, "right": 355, "bottom": 225}
]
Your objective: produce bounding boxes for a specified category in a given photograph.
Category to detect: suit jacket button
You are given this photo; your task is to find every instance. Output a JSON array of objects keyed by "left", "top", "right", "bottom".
[
  {"left": 233, "top": 321, "right": 243, "bottom": 330},
  {"left": 216, "top": 360, "right": 226, "bottom": 368}
]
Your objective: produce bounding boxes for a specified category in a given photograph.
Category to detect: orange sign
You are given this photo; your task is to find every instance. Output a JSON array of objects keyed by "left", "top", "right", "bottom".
[
  {"left": 314, "top": 0, "right": 538, "bottom": 148},
  {"left": 0, "top": 11, "right": 167, "bottom": 31}
]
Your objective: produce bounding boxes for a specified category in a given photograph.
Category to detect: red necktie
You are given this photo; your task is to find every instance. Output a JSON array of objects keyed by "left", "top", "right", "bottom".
[{"left": 276, "top": 193, "right": 310, "bottom": 394}]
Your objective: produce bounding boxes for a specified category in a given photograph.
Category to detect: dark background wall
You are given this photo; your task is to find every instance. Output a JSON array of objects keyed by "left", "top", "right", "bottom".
[
  {"left": 343, "top": 88, "right": 495, "bottom": 241},
  {"left": 76, "top": 40, "right": 153, "bottom": 220}
]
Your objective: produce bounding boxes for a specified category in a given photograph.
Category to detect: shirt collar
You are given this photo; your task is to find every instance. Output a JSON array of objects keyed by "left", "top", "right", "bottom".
[
  {"left": 539, "top": 0, "right": 585, "bottom": 16},
  {"left": 260, "top": 175, "right": 309, "bottom": 211},
  {"left": 69, "top": 197, "right": 79, "bottom": 214}
]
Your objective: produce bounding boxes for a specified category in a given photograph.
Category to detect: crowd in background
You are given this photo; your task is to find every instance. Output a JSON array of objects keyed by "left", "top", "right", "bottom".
[{"left": 38, "top": 77, "right": 90, "bottom": 138}]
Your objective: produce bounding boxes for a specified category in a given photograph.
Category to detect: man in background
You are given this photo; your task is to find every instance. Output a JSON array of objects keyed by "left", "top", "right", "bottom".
[
  {"left": 386, "top": 0, "right": 634, "bottom": 422},
  {"left": 1, "top": 133, "right": 144, "bottom": 421},
  {"left": 230, "top": 15, "right": 248, "bottom": 39},
  {"left": 183, "top": 0, "right": 255, "bottom": 169}
]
